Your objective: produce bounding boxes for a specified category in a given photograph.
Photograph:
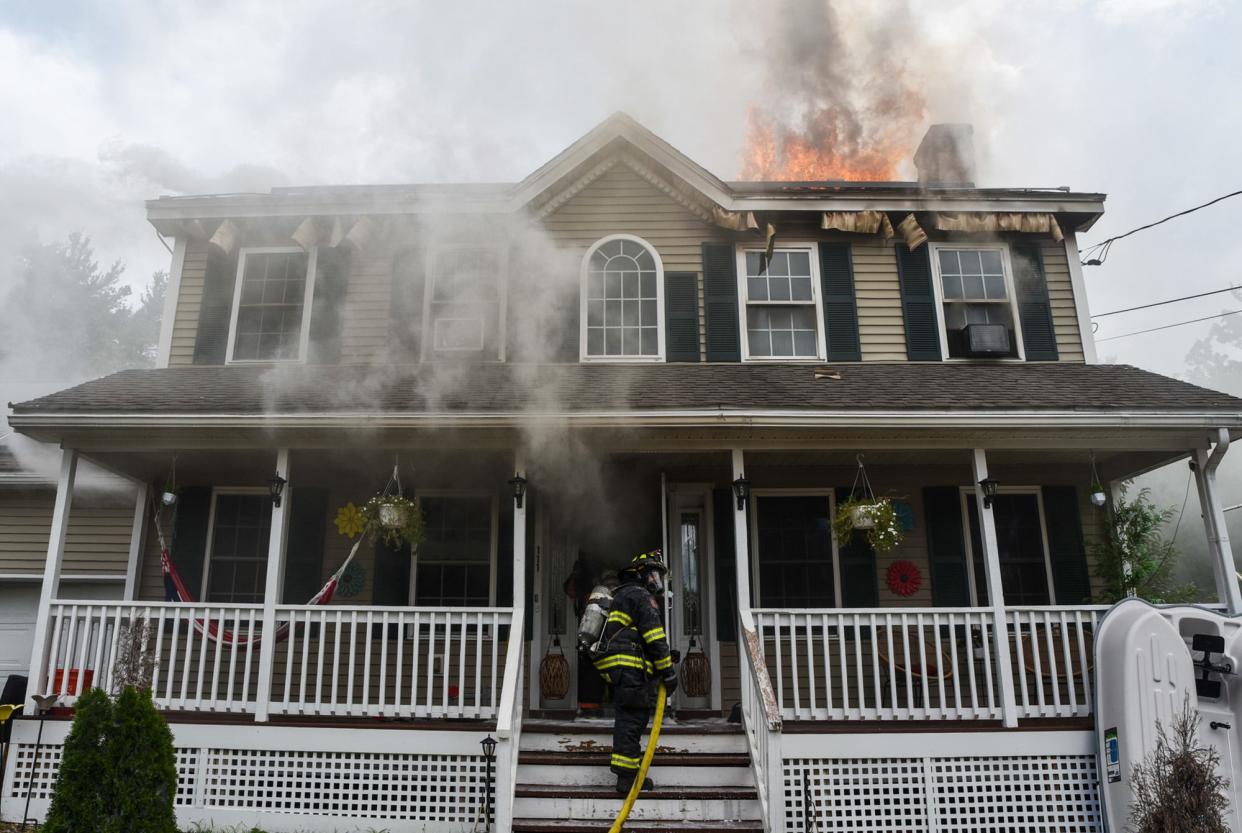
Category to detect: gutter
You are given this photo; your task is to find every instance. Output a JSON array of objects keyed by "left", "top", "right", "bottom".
[{"left": 8, "top": 407, "right": 1242, "bottom": 432}]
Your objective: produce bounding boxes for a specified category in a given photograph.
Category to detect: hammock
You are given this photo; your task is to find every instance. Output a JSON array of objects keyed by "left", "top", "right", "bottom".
[{"left": 154, "top": 501, "right": 364, "bottom": 647}]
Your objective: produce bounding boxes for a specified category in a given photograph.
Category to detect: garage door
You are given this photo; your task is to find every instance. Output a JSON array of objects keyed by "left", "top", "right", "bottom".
[{"left": 0, "top": 584, "right": 39, "bottom": 692}]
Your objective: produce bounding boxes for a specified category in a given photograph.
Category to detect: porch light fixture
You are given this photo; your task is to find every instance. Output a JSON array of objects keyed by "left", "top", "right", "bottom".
[
  {"left": 508, "top": 475, "right": 528, "bottom": 509},
  {"left": 978, "top": 477, "right": 1000, "bottom": 509},
  {"left": 732, "top": 475, "right": 752, "bottom": 511},
  {"left": 480, "top": 734, "right": 497, "bottom": 830},
  {"left": 267, "top": 473, "right": 287, "bottom": 508}
]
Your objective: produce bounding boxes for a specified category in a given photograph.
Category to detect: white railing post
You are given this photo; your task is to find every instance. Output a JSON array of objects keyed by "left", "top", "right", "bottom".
[
  {"left": 494, "top": 607, "right": 525, "bottom": 833},
  {"left": 512, "top": 449, "right": 527, "bottom": 613},
  {"left": 123, "top": 483, "right": 150, "bottom": 601},
  {"left": 1194, "top": 431, "right": 1242, "bottom": 615},
  {"left": 27, "top": 448, "right": 77, "bottom": 711},
  {"left": 731, "top": 449, "right": 752, "bottom": 610},
  {"left": 254, "top": 449, "right": 292, "bottom": 722},
  {"left": 971, "top": 449, "right": 1019, "bottom": 728}
]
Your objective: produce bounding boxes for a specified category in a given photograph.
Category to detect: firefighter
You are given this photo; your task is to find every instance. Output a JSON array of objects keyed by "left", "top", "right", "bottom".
[{"left": 593, "top": 549, "right": 678, "bottom": 794}]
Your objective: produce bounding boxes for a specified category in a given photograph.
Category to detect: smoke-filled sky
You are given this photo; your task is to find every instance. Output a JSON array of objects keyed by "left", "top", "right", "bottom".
[{"left": 1, "top": 0, "right": 1239, "bottom": 380}]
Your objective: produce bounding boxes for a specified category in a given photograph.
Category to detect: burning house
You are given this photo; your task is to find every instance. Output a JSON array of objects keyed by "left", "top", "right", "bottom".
[{"left": 3, "top": 111, "right": 1241, "bottom": 833}]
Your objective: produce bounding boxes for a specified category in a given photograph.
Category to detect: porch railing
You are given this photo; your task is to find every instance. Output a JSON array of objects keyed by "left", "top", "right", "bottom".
[
  {"left": 38, "top": 600, "right": 515, "bottom": 720},
  {"left": 739, "top": 609, "right": 784, "bottom": 833},
  {"left": 750, "top": 605, "right": 1107, "bottom": 723},
  {"left": 493, "top": 606, "right": 526, "bottom": 833}
]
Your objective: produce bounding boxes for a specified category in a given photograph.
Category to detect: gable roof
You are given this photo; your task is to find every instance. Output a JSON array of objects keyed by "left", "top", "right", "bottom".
[{"left": 145, "top": 112, "right": 1106, "bottom": 233}]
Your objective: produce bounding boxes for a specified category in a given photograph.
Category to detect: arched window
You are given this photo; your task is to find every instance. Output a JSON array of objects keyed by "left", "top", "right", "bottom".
[{"left": 580, "top": 235, "right": 665, "bottom": 361}]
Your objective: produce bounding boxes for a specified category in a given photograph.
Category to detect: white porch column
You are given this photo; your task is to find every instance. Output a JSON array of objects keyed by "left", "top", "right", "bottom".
[
  {"left": 1194, "top": 430, "right": 1242, "bottom": 614},
  {"left": 123, "top": 483, "right": 150, "bottom": 601},
  {"left": 730, "top": 449, "right": 752, "bottom": 611},
  {"left": 26, "top": 448, "right": 78, "bottom": 710},
  {"left": 970, "top": 449, "right": 1019, "bottom": 728},
  {"left": 254, "top": 449, "right": 292, "bottom": 722},
  {"left": 512, "top": 449, "right": 527, "bottom": 612}
]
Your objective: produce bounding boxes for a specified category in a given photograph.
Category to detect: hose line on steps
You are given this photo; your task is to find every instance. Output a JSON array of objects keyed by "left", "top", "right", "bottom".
[{"left": 608, "top": 681, "right": 667, "bottom": 833}]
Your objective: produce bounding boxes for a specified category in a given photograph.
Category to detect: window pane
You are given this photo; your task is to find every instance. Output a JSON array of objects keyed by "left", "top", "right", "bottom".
[
  {"left": 790, "top": 277, "right": 813, "bottom": 301},
  {"left": 587, "top": 300, "right": 604, "bottom": 326},
  {"left": 980, "top": 250, "right": 1003, "bottom": 275},
  {"left": 747, "top": 276, "right": 768, "bottom": 301},
  {"left": 605, "top": 272, "right": 623, "bottom": 298},
  {"left": 640, "top": 327, "right": 658, "bottom": 355},
  {"left": 962, "top": 274, "right": 985, "bottom": 299},
  {"left": 938, "top": 249, "right": 960, "bottom": 275},
  {"left": 768, "top": 252, "right": 789, "bottom": 277},
  {"left": 623, "top": 271, "right": 638, "bottom": 299},
  {"left": 587, "top": 328, "right": 604, "bottom": 355},
  {"left": 787, "top": 251, "right": 811, "bottom": 276},
  {"left": 960, "top": 251, "right": 983, "bottom": 277},
  {"left": 748, "top": 329, "right": 772, "bottom": 356},
  {"left": 790, "top": 307, "right": 816, "bottom": 329},
  {"left": 640, "top": 272, "right": 656, "bottom": 298},
  {"left": 769, "top": 277, "right": 791, "bottom": 301},
  {"left": 794, "top": 330, "right": 817, "bottom": 356},
  {"left": 941, "top": 274, "right": 963, "bottom": 300},
  {"left": 984, "top": 274, "right": 1007, "bottom": 300},
  {"left": 623, "top": 300, "right": 639, "bottom": 326},
  {"left": 585, "top": 238, "right": 663, "bottom": 357},
  {"left": 587, "top": 272, "right": 604, "bottom": 300},
  {"left": 639, "top": 300, "right": 657, "bottom": 326},
  {"left": 232, "top": 251, "right": 310, "bottom": 361},
  {"left": 622, "top": 326, "right": 640, "bottom": 354},
  {"left": 606, "top": 301, "right": 622, "bottom": 326},
  {"left": 771, "top": 330, "right": 794, "bottom": 356},
  {"left": 746, "top": 251, "right": 765, "bottom": 276},
  {"left": 605, "top": 328, "right": 622, "bottom": 355}
]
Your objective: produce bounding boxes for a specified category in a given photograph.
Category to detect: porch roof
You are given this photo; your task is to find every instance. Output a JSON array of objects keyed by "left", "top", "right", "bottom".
[{"left": 8, "top": 362, "right": 1242, "bottom": 424}]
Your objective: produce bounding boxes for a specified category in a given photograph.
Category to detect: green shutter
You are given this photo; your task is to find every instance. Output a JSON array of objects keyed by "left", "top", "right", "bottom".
[
  {"left": 819, "top": 243, "right": 861, "bottom": 361},
  {"left": 282, "top": 488, "right": 327, "bottom": 604},
  {"left": 1011, "top": 243, "right": 1059, "bottom": 361},
  {"left": 713, "top": 488, "right": 738, "bottom": 641},
  {"left": 372, "top": 541, "right": 411, "bottom": 606},
  {"left": 170, "top": 487, "right": 212, "bottom": 599},
  {"left": 665, "top": 271, "right": 701, "bottom": 362},
  {"left": 1042, "top": 486, "right": 1092, "bottom": 604},
  {"left": 192, "top": 247, "right": 239, "bottom": 365},
  {"left": 924, "top": 487, "right": 970, "bottom": 606},
  {"left": 702, "top": 242, "right": 741, "bottom": 362},
  {"left": 835, "top": 489, "right": 877, "bottom": 605},
  {"left": 896, "top": 244, "right": 942, "bottom": 361},
  {"left": 307, "top": 248, "right": 349, "bottom": 365}
]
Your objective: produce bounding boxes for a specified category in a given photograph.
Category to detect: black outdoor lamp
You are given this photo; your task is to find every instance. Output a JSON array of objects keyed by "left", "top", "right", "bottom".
[
  {"left": 267, "top": 473, "right": 287, "bottom": 508},
  {"left": 732, "top": 475, "right": 752, "bottom": 511},
  {"left": 480, "top": 734, "right": 498, "bottom": 829},
  {"left": 978, "top": 477, "right": 1000, "bottom": 509},
  {"left": 508, "top": 474, "right": 528, "bottom": 509}
]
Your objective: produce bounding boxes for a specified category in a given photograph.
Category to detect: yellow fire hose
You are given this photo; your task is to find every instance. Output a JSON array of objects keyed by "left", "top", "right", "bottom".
[{"left": 608, "top": 681, "right": 667, "bottom": 833}]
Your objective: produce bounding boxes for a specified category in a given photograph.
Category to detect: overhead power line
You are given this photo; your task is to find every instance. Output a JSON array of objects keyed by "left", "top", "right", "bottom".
[
  {"left": 1080, "top": 188, "right": 1242, "bottom": 266},
  {"left": 1092, "top": 284, "right": 1241, "bottom": 318},
  {"left": 1096, "top": 308, "right": 1242, "bottom": 342}
]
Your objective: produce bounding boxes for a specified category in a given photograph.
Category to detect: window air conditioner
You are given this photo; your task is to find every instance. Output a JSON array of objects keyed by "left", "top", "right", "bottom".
[{"left": 963, "top": 324, "right": 1011, "bottom": 357}]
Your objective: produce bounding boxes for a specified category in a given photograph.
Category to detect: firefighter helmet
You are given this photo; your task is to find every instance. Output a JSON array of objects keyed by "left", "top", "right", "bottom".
[{"left": 624, "top": 548, "right": 667, "bottom": 575}]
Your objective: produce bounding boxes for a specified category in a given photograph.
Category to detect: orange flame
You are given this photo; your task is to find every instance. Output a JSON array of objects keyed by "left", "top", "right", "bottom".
[{"left": 739, "top": 91, "right": 927, "bottom": 181}]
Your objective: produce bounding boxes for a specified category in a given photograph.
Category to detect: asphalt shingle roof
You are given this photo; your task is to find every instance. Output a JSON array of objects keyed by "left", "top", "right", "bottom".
[{"left": 9, "top": 363, "right": 1242, "bottom": 417}]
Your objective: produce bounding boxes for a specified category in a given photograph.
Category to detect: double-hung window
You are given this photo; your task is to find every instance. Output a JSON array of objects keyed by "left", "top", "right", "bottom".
[
  {"left": 203, "top": 490, "right": 272, "bottom": 604},
  {"left": 227, "top": 247, "right": 317, "bottom": 362},
  {"left": 413, "top": 495, "right": 497, "bottom": 607},
  {"left": 930, "top": 245, "right": 1024, "bottom": 359},
  {"left": 580, "top": 235, "right": 665, "bottom": 361},
  {"left": 737, "top": 246, "right": 826, "bottom": 360},
  {"left": 423, "top": 246, "right": 503, "bottom": 359}
]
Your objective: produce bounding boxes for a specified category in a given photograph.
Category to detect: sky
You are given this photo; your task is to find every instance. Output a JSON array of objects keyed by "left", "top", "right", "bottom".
[{"left": 2, "top": 0, "right": 1241, "bottom": 572}]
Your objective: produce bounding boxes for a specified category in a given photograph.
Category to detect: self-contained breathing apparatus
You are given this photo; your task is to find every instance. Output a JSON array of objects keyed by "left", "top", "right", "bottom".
[{"left": 577, "top": 584, "right": 615, "bottom": 658}]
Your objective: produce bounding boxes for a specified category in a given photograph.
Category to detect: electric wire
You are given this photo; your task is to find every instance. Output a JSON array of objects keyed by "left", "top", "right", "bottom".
[
  {"left": 1092, "top": 285, "right": 1241, "bottom": 318},
  {"left": 1080, "top": 188, "right": 1242, "bottom": 265},
  {"left": 1095, "top": 308, "right": 1242, "bottom": 342},
  {"left": 1169, "top": 469, "right": 1193, "bottom": 546}
]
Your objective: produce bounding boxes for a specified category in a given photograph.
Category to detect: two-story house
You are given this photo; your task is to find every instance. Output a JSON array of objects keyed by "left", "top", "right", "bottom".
[{"left": 4, "top": 113, "right": 1241, "bottom": 833}]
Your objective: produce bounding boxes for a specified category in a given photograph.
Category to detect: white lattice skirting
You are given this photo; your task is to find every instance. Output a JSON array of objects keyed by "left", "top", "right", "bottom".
[
  {"left": 782, "top": 731, "right": 1102, "bottom": 833},
  {"left": 1, "top": 720, "right": 496, "bottom": 833}
]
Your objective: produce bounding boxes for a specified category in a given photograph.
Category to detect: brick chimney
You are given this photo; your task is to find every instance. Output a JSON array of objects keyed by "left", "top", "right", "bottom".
[{"left": 914, "top": 124, "right": 975, "bottom": 186}]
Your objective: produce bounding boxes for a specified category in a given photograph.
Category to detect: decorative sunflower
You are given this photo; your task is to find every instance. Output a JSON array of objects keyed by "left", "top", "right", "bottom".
[
  {"left": 886, "top": 560, "right": 923, "bottom": 597},
  {"left": 338, "top": 561, "right": 366, "bottom": 598},
  {"left": 335, "top": 502, "right": 367, "bottom": 538}
]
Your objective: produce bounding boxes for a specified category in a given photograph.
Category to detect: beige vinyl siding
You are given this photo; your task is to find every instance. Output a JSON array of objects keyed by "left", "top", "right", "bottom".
[
  {"left": 339, "top": 254, "right": 395, "bottom": 365},
  {"left": 0, "top": 493, "right": 133, "bottom": 576},
  {"left": 1040, "top": 241, "right": 1084, "bottom": 362},
  {"left": 543, "top": 161, "right": 728, "bottom": 361},
  {"left": 854, "top": 239, "right": 907, "bottom": 361},
  {"left": 167, "top": 239, "right": 210, "bottom": 367}
]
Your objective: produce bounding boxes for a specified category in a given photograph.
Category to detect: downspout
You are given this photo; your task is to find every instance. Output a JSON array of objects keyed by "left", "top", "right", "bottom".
[{"left": 1203, "top": 428, "right": 1242, "bottom": 614}]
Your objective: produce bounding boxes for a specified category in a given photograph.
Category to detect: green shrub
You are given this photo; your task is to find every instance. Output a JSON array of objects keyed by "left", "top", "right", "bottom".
[
  {"left": 42, "top": 688, "right": 112, "bottom": 833},
  {"left": 104, "top": 686, "right": 177, "bottom": 833},
  {"left": 1092, "top": 486, "right": 1196, "bottom": 604}
]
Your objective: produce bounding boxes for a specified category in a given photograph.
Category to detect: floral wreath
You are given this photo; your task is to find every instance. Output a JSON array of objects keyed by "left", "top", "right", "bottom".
[{"left": 886, "top": 560, "right": 922, "bottom": 597}]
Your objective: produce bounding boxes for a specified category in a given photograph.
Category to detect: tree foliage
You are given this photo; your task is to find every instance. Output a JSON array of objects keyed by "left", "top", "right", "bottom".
[
  {"left": 0, "top": 233, "right": 165, "bottom": 380},
  {"left": 1129, "top": 699, "right": 1230, "bottom": 833},
  {"left": 41, "top": 686, "right": 178, "bottom": 833},
  {"left": 1092, "top": 486, "right": 1196, "bottom": 604}
]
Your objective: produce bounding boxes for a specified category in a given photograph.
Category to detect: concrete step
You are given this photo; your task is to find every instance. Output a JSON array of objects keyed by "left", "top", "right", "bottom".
[
  {"left": 518, "top": 751, "right": 753, "bottom": 787},
  {"left": 512, "top": 784, "right": 762, "bottom": 822},
  {"left": 512, "top": 821, "right": 765, "bottom": 833}
]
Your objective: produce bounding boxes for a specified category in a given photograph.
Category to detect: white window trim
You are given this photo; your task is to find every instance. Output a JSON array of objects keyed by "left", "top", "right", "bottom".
[
  {"left": 958, "top": 486, "right": 1057, "bottom": 607},
  {"left": 420, "top": 243, "right": 509, "bottom": 362},
  {"left": 735, "top": 243, "right": 828, "bottom": 363},
  {"left": 748, "top": 489, "right": 842, "bottom": 608},
  {"left": 408, "top": 491, "right": 499, "bottom": 607},
  {"left": 928, "top": 242, "right": 1026, "bottom": 362},
  {"left": 201, "top": 487, "right": 272, "bottom": 603},
  {"left": 225, "top": 246, "right": 318, "bottom": 365},
  {"left": 579, "top": 233, "right": 667, "bottom": 363}
]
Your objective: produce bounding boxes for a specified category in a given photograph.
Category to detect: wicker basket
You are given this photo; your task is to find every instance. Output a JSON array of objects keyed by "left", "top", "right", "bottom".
[
  {"left": 539, "top": 637, "right": 571, "bottom": 700},
  {"left": 681, "top": 638, "right": 711, "bottom": 698}
]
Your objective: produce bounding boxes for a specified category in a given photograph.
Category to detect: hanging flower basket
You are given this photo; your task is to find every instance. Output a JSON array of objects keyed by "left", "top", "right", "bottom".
[
  {"left": 833, "top": 497, "right": 904, "bottom": 554},
  {"left": 361, "top": 494, "right": 423, "bottom": 549}
]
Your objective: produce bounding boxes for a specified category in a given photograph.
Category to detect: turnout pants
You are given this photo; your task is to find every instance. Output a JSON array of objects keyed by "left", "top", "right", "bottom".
[{"left": 609, "top": 666, "right": 654, "bottom": 776}]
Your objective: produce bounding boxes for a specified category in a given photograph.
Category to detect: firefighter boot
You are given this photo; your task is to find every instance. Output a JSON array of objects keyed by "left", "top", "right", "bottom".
[{"left": 615, "top": 772, "right": 654, "bottom": 794}]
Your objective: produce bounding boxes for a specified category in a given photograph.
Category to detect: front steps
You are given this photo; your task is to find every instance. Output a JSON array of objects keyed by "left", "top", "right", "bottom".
[{"left": 511, "top": 720, "right": 763, "bottom": 832}]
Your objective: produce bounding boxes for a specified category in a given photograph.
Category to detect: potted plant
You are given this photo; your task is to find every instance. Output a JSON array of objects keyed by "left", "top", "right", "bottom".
[
  {"left": 361, "top": 494, "right": 423, "bottom": 549},
  {"left": 833, "top": 496, "right": 904, "bottom": 554}
]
